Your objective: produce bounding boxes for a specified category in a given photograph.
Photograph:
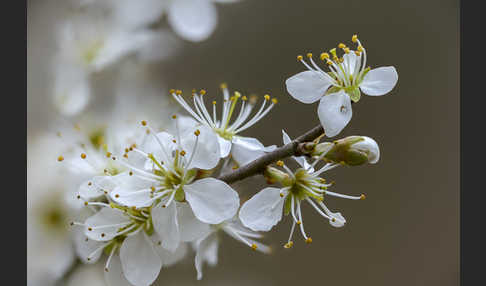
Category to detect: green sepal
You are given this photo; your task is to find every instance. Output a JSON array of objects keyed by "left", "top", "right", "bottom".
[
  {"left": 283, "top": 195, "right": 292, "bottom": 216},
  {"left": 348, "top": 88, "right": 361, "bottom": 103}
]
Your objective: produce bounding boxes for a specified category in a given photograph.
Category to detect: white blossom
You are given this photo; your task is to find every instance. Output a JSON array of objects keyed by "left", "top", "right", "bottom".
[
  {"left": 171, "top": 85, "right": 277, "bottom": 166},
  {"left": 286, "top": 35, "right": 398, "bottom": 137}
]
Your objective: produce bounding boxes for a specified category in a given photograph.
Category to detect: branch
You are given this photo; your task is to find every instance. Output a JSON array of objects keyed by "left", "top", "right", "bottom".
[{"left": 218, "top": 125, "right": 324, "bottom": 184}]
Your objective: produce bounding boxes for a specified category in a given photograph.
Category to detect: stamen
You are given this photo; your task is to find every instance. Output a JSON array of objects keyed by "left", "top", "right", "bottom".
[
  {"left": 104, "top": 244, "right": 118, "bottom": 272},
  {"left": 296, "top": 200, "right": 309, "bottom": 240},
  {"left": 285, "top": 220, "right": 296, "bottom": 248}
]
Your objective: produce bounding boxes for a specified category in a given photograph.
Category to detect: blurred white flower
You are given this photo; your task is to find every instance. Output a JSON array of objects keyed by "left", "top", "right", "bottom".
[
  {"left": 194, "top": 217, "right": 270, "bottom": 280},
  {"left": 27, "top": 134, "right": 83, "bottom": 286},
  {"left": 286, "top": 35, "right": 398, "bottom": 137},
  {"left": 51, "top": 8, "right": 157, "bottom": 116},
  {"left": 171, "top": 85, "right": 277, "bottom": 166}
]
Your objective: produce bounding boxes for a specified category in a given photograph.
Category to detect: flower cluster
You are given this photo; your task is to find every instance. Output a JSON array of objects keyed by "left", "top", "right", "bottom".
[{"left": 49, "top": 34, "right": 398, "bottom": 286}]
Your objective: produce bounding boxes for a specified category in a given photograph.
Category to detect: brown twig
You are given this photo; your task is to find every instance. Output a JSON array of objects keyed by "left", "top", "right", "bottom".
[{"left": 218, "top": 125, "right": 324, "bottom": 184}]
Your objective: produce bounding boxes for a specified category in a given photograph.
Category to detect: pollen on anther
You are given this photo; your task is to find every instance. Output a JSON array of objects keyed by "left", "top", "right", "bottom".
[
  {"left": 88, "top": 227, "right": 92, "bottom": 231},
  {"left": 242, "top": 96, "right": 248, "bottom": 101},
  {"left": 297, "top": 220, "right": 302, "bottom": 225},
  {"left": 129, "top": 171, "right": 133, "bottom": 176},
  {"left": 352, "top": 34, "right": 358, "bottom": 42},
  {"left": 305, "top": 237, "right": 313, "bottom": 244},
  {"left": 115, "top": 194, "right": 120, "bottom": 198},
  {"left": 306, "top": 53, "right": 313, "bottom": 58},
  {"left": 271, "top": 98, "right": 278, "bottom": 104},
  {"left": 264, "top": 94, "right": 270, "bottom": 101},
  {"left": 212, "top": 101, "right": 217, "bottom": 105},
  {"left": 232, "top": 165, "right": 239, "bottom": 170},
  {"left": 175, "top": 90, "right": 182, "bottom": 95},
  {"left": 101, "top": 233, "right": 105, "bottom": 237},
  {"left": 169, "top": 89, "right": 175, "bottom": 94},
  {"left": 220, "top": 83, "right": 227, "bottom": 89},
  {"left": 297, "top": 55, "right": 303, "bottom": 61},
  {"left": 338, "top": 43, "right": 346, "bottom": 49},
  {"left": 104, "top": 268, "right": 109, "bottom": 272},
  {"left": 344, "top": 47, "right": 350, "bottom": 54},
  {"left": 84, "top": 202, "right": 88, "bottom": 206},
  {"left": 251, "top": 244, "right": 258, "bottom": 250},
  {"left": 360, "top": 194, "right": 366, "bottom": 200},
  {"left": 200, "top": 89, "right": 206, "bottom": 95},
  {"left": 77, "top": 195, "right": 81, "bottom": 199},
  {"left": 105, "top": 152, "right": 112, "bottom": 158},
  {"left": 57, "top": 155, "right": 64, "bottom": 162},
  {"left": 276, "top": 160, "right": 284, "bottom": 167},
  {"left": 180, "top": 150, "right": 186, "bottom": 156},
  {"left": 284, "top": 241, "right": 294, "bottom": 249},
  {"left": 320, "top": 52, "right": 330, "bottom": 60},
  {"left": 123, "top": 154, "right": 128, "bottom": 158},
  {"left": 279, "top": 193, "right": 284, "bottom": 198},
  {"left": 81, "top": 153, "right": 87, "bottom": 159},
  {"left": 141, "top": 120, "right": 147, "bottom": 126}
]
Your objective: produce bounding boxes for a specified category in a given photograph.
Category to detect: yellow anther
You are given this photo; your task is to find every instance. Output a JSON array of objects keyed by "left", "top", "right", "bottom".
[
  {"left": 175, "top": 90, "right": 182, "bottom": 95},
  {"left": 57, "top": 156, "right": 64, "bottom": 162},
  {"left": 234, "top": 91, "right": 241, "bottom": 98},
  {"left": 276, "top": 160, "right": 284, "bottom": 167},
  {"left": 297, "top": 55, "right": 303, "bottom": 61},
  {"left": 88, "top": 182, "right": 92, "bottom": 186},
  {"left": 297, "top": 220, "right": 302, "bottom": 225},
  {"left": 279, "top": 193, "right": 284, "bottom": 198},
  {"left": 81, "top": 153, "right": 87, "bottom": 159},
  {"left": 220, "top": 83, "right": 227, "bottom": 89},
  {"left": 212, "top": 100, "right": 217, "bottom": 105},
  {"left": 123, "top": 154, "right": 128, "bottom": 158},
  {"left": 180, "top": 150, "right": 186, "bottom": 156},
  {"left": 330, "top": 48, "right": 337, "bottom": 56},
  {"left": 306, "top": 53, "right": 313, "bottom": 58},
  {"left": 284, "top": 241, "right": 293, "bottom": 249},
  {"left": 106, "top": 152, "right": 112, "bottom": 158},
  {"left": 141, "top": 120, "right": 147, "bottom": 126},
  {"left": 194, "top": 129, "right": 201, "bottom": 136},
  {"left": 338, "top": 57, "right": 344, "bottom": 63},
  {"left": 200, "top": 89, "right": 206, "bottom": 95},
  {"left": 124, "top": 148, "right": 129, "bottom": 153},
  {"left": 172, "top": 114, "right": 177, "bottom": 119},
  {"left": 191, "top": 89, "right": 196, "bottom": 94},
  {"left": 355, "top": 51, "right": 361, "bottom": 56},
  {"left": 101, "top": 233, "right": 105, "bottom": 237},
  {"left": 146, "top": 129, "right": 150, "bottom": 134},
  {"left": 264, "top": 94, "right": 270, "bottom": 101},
  {"left": 249, "top": 95, "right": 258, "bottom": 104},
  {"left": 326, "top": 60, "right": 333, "bottom": 65},
  {"left": 357, "top": 45, "right": 363, "bottom": 52},
  {"left": 352, "top": 34, "right": 358, "bottom": 43},
  {"left": 169, "top": 89, "right": 175, "bottom": 94},
  {"left": 251, "top": 244, "right": 258, "bottom": 250},
  {"left": 305, "top": 237, "right": 313, "bottom": 244},
  {"left": 88, "top": 227, "right": 92, "bottom": 231},
  {"left": 232, "top": 165, "right": 239, "bottom": 170},
  {"left": 360, "top": 194, "right": 366, "bottom": 200},
  {"left": 129, "top": 171, "right": 133, "bottom": 176},
  {"left": 320, "top": 52, "right": 330, "bottom": 60},
  {"left": 172, "top": 139, "right": 177, "bottom": 143},
  {"left": 84, "top": 202, "right": 88, "bottom": 206},
  {"left": 76, "top": 195, "right": 81, "bottom": 199},
  {"left": 338, "top": 43, "right": 346, "bottom": 49},
  {"left": 331, "top": 218, "right": 336, "bottom": 222},
  {"left": 242, "top": 96, "right": 248, "bottom": 101},
  {"left": 271, "top": 98, "right": 278, "bottom": 104},
  {"left": 115, "top": 194, "right": 120, "bottom": 198},
  {"left": 344, "top": 47, "right": 350, "bottom": 54}
]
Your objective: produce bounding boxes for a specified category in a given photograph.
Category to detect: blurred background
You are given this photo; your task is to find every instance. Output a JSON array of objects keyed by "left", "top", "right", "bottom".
[{"left": 27, "top": 0, "right": 459, "bottom": 285}]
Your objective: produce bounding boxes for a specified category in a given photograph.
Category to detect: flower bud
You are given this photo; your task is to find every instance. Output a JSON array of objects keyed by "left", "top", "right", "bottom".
[{"left": 314, "top": 136, "right": 380, "bottom": 166}]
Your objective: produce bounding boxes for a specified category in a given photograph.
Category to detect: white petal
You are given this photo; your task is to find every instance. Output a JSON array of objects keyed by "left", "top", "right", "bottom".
[
  {"left": 360, "top": 66, "right": 398, "bottom": 96},
  {"left": 84, "top": 208, "right": 130, "bottom": 242},
  {"left": 285, "top": 70, "right": 333, "bottom": 104},
  {"left": 238, "top": 187, "right": 284, "bottom": 231},
  {"left": 195, "top": 233, "right": 219, "bottom": 280},
  {"left": 73, "top": 228, "right": 105, "bottom": 264},
  {"left": 181, "top": 124, "right": 220, "bottom": 170},
  {"left": 281, "top": 130, "right": 313, "bottom": 170},
  {"left": 151, "top": 234, "right": 189, "bottom": 267},
  {"left": 168, "top": 0, "right": 218, "bottom": 42},
  {"left": 152, "top": 202, "right": 180, "bottom": 252},
  {"left": 120, "top": 232, "right": 162, "bottom": 286},
  {"left": 110, "top": 186, "right": 154, "bottom": 208},
  {"left": 110, "top": 0, "right": 166, "bottom": 29},
  {"left": 317, "top": 90, "right": 352, "bottom": 137},
  {"left": 78, "top": 179, "right": 103, "bottom": 200},
  {"left": 231, "top": 136, "right": 269, "bottom": 165},
  {"left": 177, "top": 203, "right": 211, "bottom": 242},
  {"left": 282, "top": 129, "right": 292, "bottom": 145},
  {"left": 104, "top": 254, "right": 133, "bottom": 286},
  {"left": 343, "top": 52, "right": 360, "bottom": 75},
  {"left": 52, "top": 65, "right": 90, "bottom": 117},
  {"left": 217, "top": 136, "right": 232, "bottom": 158},
  {"left": 184, "top": 178, "right": 240, "bottom": 224},
  {"left": 329, "top": 212, "right": 346, "bottom": 228}
]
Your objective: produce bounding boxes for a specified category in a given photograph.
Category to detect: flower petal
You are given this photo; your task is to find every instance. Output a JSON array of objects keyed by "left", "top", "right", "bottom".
[
  {"left": 239, "top": 187, "right": 284, "bottom": 231},
  {"left": 110, "top": 186, "right": 154, "bottom": 208},
  {"left": 73, "top": 228, "right": 105, "bottom": 264},
  {"left": 168, "top": 0, "right": 218, "bottom": 42},
  {"left": 281, "top": 130, "right": 313, "bottom": 171},
  {"left": 218, "top": 136, "right": 232, "bottom": 158},
  {"left": 184, "top": 178, "right": 240, "bottom": 224},
  {"left": 317, "top": 90, "right": 352, "bottom": 137},
  {"left": 343, "top": 52, "right": 360, "bottom": 75},
  {"left": 52, "top": 65, "right": 90, "bottom": 117},
  {"left": 151, "top": 234, "right": 189, "bottom": 267},
  {"left": 177, "top": 203, "right": 211, "bottom": 242},
  {"left": 104, "top": 254, "right": 133, "bottom": 286},
  {"left": 360, "top": 66, "right": 398, "bottom": 96},
  {"left": 181, "top": 124, "right": 220, "bottom": 170},
  {"left": 285, "top": 71, "right": 333, "bottom": 104},
  {"left": 152, "top": 202, "right": 180, "bottom": 252},
  {"left": 120, "top": 232, "right": 162, "bottom": 286},
  {"left": 351, "top": 136, "right": 380, "bottom": 164},
  {"left": 231, "top": 136, "right": 274, "bottom": 165},
  {"left": 84, "top": 207, "right": 130, "bottom": 242},
  {"left": 194, "top": 233, "right": 219, "bottom": 280}
]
